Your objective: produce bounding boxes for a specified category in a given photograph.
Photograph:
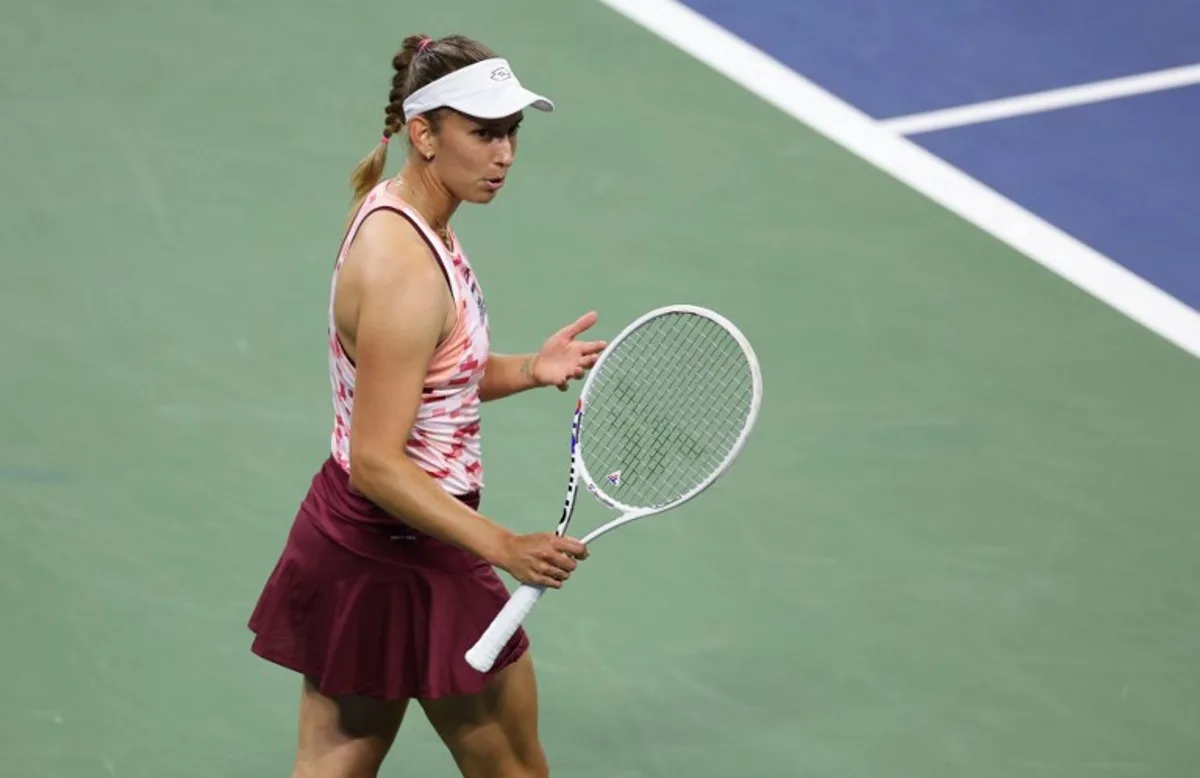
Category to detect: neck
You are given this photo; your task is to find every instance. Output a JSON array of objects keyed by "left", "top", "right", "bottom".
[{"left": 392, "top": 160, "right": 460, "bottom": 236}]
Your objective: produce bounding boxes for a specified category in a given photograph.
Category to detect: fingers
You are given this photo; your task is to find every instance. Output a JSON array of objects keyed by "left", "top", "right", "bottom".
[
  {"left": 532, "top": 566, "right": 566, "bottom": 589},
  {"left": 535, "top": 536, "right": 590, "bottom": 585},
  {"left": 554, "top": 367, "right": 582, "bottom": 391},
  {"left": 539, "top": 555, "right": 576, "bottom": 581},
  {"left": 555, "top": 536, "right": 589, "bottom": 560},
  {"left": 509, "top": 533, "right": 590, "bottom": 588},
  {"left": 529, "top": 555, "right": 573, "bottom": 589},
  {"left": 535, "top": 545, "right": 581, "bottom": 574},
  {"left": 558, "top": 310, "right": 599, "bottom": 340}
]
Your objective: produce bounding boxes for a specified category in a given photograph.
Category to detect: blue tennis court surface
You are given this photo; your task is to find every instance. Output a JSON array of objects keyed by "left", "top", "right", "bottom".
[{"left": 681, "top": 0, "right": 1200, "bottom": 313}]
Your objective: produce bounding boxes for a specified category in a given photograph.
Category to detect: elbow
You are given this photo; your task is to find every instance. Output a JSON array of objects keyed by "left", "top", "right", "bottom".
[{"left": 347, "top": 447, "right": 391, "bottom": 500}]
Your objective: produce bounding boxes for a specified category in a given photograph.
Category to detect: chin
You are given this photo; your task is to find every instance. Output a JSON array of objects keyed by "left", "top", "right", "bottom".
[{"left": 463, "top": 188, "right": 501, "bottom": 205}]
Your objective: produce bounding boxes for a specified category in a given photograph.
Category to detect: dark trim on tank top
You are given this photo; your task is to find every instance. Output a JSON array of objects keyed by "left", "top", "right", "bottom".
[
  {"left": 373, "top": 206, "right": 455, "bottom": 294},
  {"left": 334, "top": 205, "right": 457, "bottom": 377}
]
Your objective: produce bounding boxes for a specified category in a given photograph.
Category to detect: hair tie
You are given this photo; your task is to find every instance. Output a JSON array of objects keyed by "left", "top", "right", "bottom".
[
  {"left": 380, "top": 134, "right": 390, "bottom": 145},
  {"left": 417, "top": 37, "right": 433, "bottom": 53}
]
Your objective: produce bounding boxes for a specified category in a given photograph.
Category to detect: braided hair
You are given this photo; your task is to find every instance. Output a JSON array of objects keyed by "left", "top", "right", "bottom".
[{"left": 348, "top": 34, "right": 498, "bottom": 204}]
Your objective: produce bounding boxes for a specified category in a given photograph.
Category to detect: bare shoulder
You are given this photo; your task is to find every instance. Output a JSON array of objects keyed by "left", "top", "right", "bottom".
[
  {"left": 346, "top": 208, "right": 448, "bottom": 294},
  {"left": 341, "top": 208, "right": 455, "bottom": 471},
  {"left": 335, "top": 207, "right": 452, "bottom": 360}
]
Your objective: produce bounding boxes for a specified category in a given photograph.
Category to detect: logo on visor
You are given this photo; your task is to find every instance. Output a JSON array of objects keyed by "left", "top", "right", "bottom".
[{"left": 490, "top": 67, "right": 513, "bottom": 82}]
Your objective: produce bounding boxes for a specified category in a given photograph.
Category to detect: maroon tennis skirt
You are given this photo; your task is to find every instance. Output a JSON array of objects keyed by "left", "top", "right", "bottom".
[{"left": 248, "top": 456, "right": 529, "bottom": 701}]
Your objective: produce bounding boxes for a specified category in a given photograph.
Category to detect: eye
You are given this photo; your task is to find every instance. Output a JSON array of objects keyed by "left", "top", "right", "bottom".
[{"left": 473, "top": 124, "right": 521, "bottom": 140}]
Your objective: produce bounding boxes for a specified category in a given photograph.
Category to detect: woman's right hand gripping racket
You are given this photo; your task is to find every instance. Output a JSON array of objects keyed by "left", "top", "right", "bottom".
[{"left": 465, "top": 304, "right": 763, "bottom": 672}]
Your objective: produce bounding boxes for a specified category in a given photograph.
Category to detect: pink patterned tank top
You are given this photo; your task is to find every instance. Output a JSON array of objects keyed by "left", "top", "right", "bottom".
[{"left": 328, "top": 179, "right": 490, "bottom": 496}]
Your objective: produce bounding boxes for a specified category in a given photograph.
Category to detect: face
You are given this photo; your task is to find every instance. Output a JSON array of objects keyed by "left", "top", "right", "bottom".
[{"left": 425, "top": 110, "right": 523, "bottom": 204}]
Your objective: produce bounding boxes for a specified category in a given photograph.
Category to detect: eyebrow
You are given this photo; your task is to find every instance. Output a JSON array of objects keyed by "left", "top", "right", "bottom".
[{"left": 474, "top": 118, "right": 522, "bottom": 132}]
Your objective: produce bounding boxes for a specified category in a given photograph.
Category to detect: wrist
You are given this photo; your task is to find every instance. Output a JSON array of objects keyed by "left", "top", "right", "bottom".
[
  {"left": 519, "top": 353, "right": 543, "bottom": 388},
  {"left": 478, "top": 523, "right": 516, "bottom": 567}
]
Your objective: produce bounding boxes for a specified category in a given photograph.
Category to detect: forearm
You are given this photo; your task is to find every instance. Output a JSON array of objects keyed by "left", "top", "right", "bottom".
[
  {"left": 479, "top": 353, "right": 540, "bottom": 401},
  {"left": 349, "top": 453, "right": 512, "bottom": 563}
]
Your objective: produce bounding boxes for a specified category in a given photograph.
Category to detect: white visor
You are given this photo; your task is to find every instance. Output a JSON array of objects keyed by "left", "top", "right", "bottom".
[{"left": 402, "top": 58, "right": 554, "bottom": 122}]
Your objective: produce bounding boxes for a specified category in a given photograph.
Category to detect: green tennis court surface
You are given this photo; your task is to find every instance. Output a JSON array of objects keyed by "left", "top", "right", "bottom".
[{"left": 2, "top": 1, "right": 1198, "bottom": 775}]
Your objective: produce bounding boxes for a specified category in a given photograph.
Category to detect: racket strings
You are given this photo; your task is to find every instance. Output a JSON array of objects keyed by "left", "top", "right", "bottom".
[
  {"left": 590, "top": 321, "right": 749, "bottom": 503},
  {"left": 630, "top": 326, "right": 747, "bottom": 474},
  {"left": 579, "top": 312, "right": 754, "bottom": 508},
  {"left": 641, "top": 349, "right": 749, "bottom": 470}
]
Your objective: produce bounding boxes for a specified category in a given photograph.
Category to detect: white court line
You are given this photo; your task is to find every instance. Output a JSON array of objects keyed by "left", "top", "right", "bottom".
[
  {"left": 881, "top": 63, "right": 1200, "bottom": 135},
  {"left": 596, "top": 0, "right": 1200, "bottom": 361}
]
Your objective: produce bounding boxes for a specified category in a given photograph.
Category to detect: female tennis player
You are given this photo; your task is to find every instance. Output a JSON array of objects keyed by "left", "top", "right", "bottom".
[{"left": 248, "top": 33, "right": 603, "bottom": 778}]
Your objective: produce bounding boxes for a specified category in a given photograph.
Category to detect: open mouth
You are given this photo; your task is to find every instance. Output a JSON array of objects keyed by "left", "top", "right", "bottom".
[{"left": 484, "top": 177, "right": 505, "bottom": 190}]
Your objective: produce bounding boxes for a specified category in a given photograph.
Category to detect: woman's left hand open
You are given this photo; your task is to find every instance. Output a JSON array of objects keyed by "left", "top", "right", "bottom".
[{"left": 530, "top": 311, "right": 607, "bottom": 391}]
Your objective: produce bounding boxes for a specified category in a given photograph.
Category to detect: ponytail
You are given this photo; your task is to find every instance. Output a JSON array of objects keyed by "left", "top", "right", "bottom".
[{"left": 348, "top": 136, "right": 391, "bottom": 204}]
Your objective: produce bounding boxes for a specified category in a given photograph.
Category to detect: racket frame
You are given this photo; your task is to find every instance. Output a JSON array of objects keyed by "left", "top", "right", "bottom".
[
  {"left": 571, "top": 304, "right": 763, "bottom": 543},
  {"left": 463, "top": 304, "right": 762, "bottom": 672}
]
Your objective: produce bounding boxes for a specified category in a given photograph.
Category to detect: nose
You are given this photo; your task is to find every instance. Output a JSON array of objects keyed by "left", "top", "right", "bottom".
[{"left": 495, "top": 137, "right": 515, "bottom": 168}]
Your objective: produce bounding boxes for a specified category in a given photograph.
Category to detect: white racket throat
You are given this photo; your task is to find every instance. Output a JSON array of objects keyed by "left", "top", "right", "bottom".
[{"left": 465, "top": 304, "right": 763, "bottom": 673}]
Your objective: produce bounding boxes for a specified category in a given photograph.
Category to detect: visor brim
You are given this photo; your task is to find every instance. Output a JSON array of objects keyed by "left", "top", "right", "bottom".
[{"left": 447, "top": 86, "right": 555, "bottom": 120}]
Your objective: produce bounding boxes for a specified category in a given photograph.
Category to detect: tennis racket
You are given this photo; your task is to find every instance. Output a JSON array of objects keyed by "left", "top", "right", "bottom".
[{"left": 465, "top": 304, "right": 763, "bottom": 672}]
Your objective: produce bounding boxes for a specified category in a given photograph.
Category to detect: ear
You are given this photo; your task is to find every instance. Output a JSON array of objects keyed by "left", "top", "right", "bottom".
[{"left": 407, "top": 116, "right": 436, "bottom": 161}]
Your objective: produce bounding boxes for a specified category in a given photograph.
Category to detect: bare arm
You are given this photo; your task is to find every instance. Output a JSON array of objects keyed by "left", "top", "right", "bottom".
[
  {"left": 341, "top": 216, "right": 586, "bottom": 587},
  {"left": 478, "top": 353, "right": 539, "bottom": 402},
  {"left": 479, "top": 312, "right": 607, "bottom": 402},
  {"left": 345, "top": 218, "right": 511, "bottom": 561}
]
